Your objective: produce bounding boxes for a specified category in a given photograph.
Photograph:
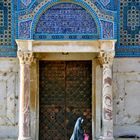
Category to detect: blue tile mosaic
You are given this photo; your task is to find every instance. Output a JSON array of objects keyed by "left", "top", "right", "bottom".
[
  {"left": 0, "top": 0, "right": 17, "bottom": 57},
  {"left": 94, "top": 0, "right": 118, "bottom": 11},
  {"left": 120, "top": 1, "right": 140, "bottom": 46},
  {"left": 101, "top": 20, "right": 113, "bottom": 39},
  {"left": 116, "top": 46, "right": 140, "bottom": 57},
  {"left": 0, "top": 2, "right": 8, "bottom": 35},
  {"left": 116, "top": 0, "right": 140, "bottom": 57},
  {"left": 0, "top": 1, "right": 11, "bottom": 45},
  {"left": 21, "top": 0, "right": 31, "bottom": 7},
  {"left": 2, "top": 0, "right": 140, "bottom": 57},
  {"left": 34, "top": 3, "right": 99, "bottom": 40},
  {"left": 19, "top": 0, "right": 36, "bottom": 10},
  {"left": 100, "top": 0, "right": 110, "bottom": 7},
  {"left": 17, "top": 0, "right": 116, "bottom": 40},
  {"left": 19, "top": 20, "right": 32, "bottom": 39}
]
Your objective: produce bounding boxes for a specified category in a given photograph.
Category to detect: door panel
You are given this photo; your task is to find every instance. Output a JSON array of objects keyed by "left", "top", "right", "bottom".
[
  {"left": 39, "top": 61, "right": 92, "bottom": 140},
  {"left": 39, "top": 62, "right": 66, "bottom": 140},
  {"left": 66, "top": 61, "right": 92, "bottom": 139}
]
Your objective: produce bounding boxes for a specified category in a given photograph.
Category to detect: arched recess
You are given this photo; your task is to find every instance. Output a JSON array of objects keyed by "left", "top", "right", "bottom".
[{"left": 31, "top": 0, "right": 101, "bottom": 40}]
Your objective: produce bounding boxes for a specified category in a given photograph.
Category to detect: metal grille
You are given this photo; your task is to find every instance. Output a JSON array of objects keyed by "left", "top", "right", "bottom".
[{"left": 39, "top": 61, "right": 92, "bottom": 140}]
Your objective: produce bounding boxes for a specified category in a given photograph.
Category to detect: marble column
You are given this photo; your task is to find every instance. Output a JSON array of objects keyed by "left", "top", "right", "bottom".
[
  {"left": 98, "top": 50, "right": 115, "bottom": 140},
  {"left": 18, "top": 51, "right": 34, "bottom": 140}
]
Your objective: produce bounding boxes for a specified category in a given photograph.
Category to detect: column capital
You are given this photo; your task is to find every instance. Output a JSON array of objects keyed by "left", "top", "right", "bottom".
[
  {"left": 18, "top": 51, "right": 34, "bottom": 65},
  {"left": 98, "top": 50, "right": 115, "bottom": 66}
]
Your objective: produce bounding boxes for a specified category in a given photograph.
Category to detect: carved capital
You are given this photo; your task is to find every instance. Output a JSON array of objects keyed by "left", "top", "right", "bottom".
[
  {"left": 98, "top": 51, "right": 115, "bottom": 66},
  {"left": 18, "top": 51, "right": 34, "bottom": 65}
]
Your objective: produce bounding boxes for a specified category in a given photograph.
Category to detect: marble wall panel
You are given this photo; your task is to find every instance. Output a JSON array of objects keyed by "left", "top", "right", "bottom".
[
  {"left": 113, "top": 58, "right": 140, "bottom": 138},
  {"left": 0, "top": 58, "right": 19, "bottom": 138}
]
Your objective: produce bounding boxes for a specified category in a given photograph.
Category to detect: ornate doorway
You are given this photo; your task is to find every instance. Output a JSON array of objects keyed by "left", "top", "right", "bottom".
[{"left": 39, "top": 61, "right": 92, "bottom": 140}]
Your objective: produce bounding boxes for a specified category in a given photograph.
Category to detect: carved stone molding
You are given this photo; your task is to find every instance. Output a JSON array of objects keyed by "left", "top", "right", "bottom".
[
  {"left": 98, "top": 51, "right": 115, "bottom": 66},
  {"left": 15, "top": 39, "right": 116, "bottom": 140},
  {"left": 17, "top": 51, "right": 34, "bottom": 65}
]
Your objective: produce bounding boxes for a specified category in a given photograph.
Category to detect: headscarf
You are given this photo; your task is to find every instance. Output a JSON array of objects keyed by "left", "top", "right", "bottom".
[{"left": 70, "top": 117, "right": 84, "bottom": 140}]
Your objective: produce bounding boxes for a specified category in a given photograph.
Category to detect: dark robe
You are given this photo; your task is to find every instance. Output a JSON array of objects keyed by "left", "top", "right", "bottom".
[{"left": 70, "top": 117, "right": 84, "bottom": 140}]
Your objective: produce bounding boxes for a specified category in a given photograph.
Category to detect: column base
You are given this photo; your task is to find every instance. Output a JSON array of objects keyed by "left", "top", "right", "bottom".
[
  {"left": 18, "top": 137, "right": 32, "bottom": 140},
  {"left": 98, "top": 136, "right": 114, "bottom": 140}
]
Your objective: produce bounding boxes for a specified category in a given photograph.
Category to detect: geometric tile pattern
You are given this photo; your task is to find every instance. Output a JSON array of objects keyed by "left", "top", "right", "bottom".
[
  {"left": 98, "top": 0, "right": 118, "bottom": 11},
  {"left": 0, "top": 0, "right": 17, "bottom": 57},
  {"left": 20, "top": 0, "right": 32, "bottom": 10},
  {"left": 18, "top": 0, "right": 115, "bottom": 20},
  {"left": 21, "top": 0, "right": 31, "bottom": 7},
  {"left": 0, "top": 0, "right": 12, "bottom": 46},
  {"left": 1, "top": 0, "right": 140, "bottom": 56},
  {"left": 0, "top": 0, "right": 117, "bottom": 57},
  {"left": 0, "top": 10, "right": 4, "bottom": 27},
  {"left": 100, "top": 0, "right": 110, "bottom": 6},
  {"left": 127, "top": 6, "right": 139, "bottom": 31},
  {"left": 116, "top": 0, "right": 140, "bottom": 57},
  {"left": 120, "top": 0, "right": 140, "bottom": 46}
]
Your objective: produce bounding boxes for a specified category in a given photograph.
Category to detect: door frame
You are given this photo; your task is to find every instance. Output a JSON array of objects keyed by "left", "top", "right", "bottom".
[
  {"left": 16, "top": 40, "right": 115, "bottom": 140},
  {"left": 36, "top": 54, "right": 96, "bottom": 140}
]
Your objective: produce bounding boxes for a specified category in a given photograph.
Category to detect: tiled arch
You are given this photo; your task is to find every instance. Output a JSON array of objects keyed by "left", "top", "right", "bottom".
[
  {"left": 17, "top": 0, "right": 116, "bottom": 40},
  {"left": 31, "top": 1, "right": 101, "bottom": 40}
]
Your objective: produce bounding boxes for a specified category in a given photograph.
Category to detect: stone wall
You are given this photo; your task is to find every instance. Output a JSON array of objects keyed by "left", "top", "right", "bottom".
[
  {"left": 0, "top": 58, "right": 19, "bottom": 139},
  {"left": 0, "top": 58, "right": 140, "bottom": 139},
  {"left": 113, "top": 58, "right": 140, "bottom": 138}
]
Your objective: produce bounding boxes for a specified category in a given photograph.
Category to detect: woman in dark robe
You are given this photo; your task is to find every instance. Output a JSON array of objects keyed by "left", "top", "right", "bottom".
[{"left": 70, "top": 117, "right": 84, "bottom": 140}]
